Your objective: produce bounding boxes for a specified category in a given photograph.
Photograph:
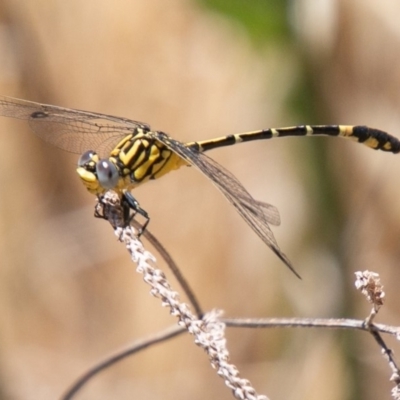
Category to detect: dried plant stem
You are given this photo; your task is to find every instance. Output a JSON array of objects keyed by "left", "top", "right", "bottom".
[
  {"left": 96, "top": 191, "right": 268, "bottom": 400},
  {"left": 64, "top": 194, "right": 400, "bottom": 400},
  {"left": 116, "top": 224, "right": 268, "bottom": 400},
  {"left": 223, "top": 317, "right": 400, "bottom": 335},
  {"left": 354, "top": 270, "right": 400, "bottom": 400}
]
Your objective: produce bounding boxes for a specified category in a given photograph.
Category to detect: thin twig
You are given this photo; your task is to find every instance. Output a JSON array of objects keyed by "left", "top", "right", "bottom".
[
  {"left": 223, "top": 317, "right": 400, "bottom": 336},
  {"left": 131, "top": 218, "right": 204, "bottom": 318},
  {"left": 60, "top": 325, "right": 185, "bottom": 400},
  {"left": 61, "top": 315, "right": 400, "bottom": 400}
]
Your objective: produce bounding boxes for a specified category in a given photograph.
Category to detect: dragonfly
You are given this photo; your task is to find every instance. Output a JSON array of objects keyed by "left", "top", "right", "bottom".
[{"left": 1, "top": 96, "right": 399, "bottom": 278}]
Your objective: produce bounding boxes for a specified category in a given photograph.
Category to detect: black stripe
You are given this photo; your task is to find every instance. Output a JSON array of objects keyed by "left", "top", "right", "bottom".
[
  {"left": 125, "top": 141, "right": 148, "bottom": 169},
  {"left": 221, "top": 135, "right": 236, "bottom": 145},
  {"left": 130, "top": 143, "right": 168, "bottom": 182},
  {"left": 352, "top": 126, "right": 370, "bottom": 143},
  {"left": 238, "top": 130, "right": 273, "bottom": 142},
  {"left": 309, "top": 125, "right": 340, "bottom": 136},
  {"left": 274, "top": 126, "right": 308, "bottom": 137},
  {"left": 198, "top": 135, "right": 236, "bottom": 152}
]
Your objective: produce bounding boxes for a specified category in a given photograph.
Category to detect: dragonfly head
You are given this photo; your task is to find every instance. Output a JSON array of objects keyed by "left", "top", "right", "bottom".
[{"left": 77, "top": 150, "right": 121, "bottom": 195}]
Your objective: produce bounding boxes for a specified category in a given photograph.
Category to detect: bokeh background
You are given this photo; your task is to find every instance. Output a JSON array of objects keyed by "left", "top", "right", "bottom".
[{"left": 0, "top": 0, "right": 400, "bottom": 399}]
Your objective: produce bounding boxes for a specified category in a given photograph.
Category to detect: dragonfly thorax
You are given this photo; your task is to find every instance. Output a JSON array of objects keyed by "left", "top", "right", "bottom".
[{"left": 76, "top": 132, "right": 188, "bottom": 195}]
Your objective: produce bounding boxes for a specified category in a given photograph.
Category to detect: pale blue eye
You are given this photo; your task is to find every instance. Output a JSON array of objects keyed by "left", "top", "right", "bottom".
[
  {"left": 96, "top": 159, "right": 119, "bottom": 189},
  {"left": 78, "top": 150, "right": 96, "bottom": 167}
]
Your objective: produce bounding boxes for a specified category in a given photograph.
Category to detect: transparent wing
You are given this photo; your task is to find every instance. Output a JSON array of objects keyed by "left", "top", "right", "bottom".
[
  {"left": 239, "top": 197, "right": 281, "bottom": 227},
  {"left": 152, "top": 132, "right": 298, "bottom": 276},
  {"left": 0, "top": 96, "right": 150, "bottom": 157}
]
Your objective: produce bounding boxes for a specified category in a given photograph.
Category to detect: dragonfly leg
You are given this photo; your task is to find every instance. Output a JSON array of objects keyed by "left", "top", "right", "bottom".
[{"left": 122, "top": 192, "right": 150, "bottom": 236}]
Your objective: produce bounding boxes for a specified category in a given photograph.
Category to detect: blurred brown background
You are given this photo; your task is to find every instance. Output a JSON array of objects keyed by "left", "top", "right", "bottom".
[{"left": 0, "top": 0, "right": 400, "bottom": 399}]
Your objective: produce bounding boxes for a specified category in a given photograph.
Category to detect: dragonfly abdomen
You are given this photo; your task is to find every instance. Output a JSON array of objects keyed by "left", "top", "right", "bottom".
[{"left": 190, "top": 125, "right": 400, "bottom": 153}]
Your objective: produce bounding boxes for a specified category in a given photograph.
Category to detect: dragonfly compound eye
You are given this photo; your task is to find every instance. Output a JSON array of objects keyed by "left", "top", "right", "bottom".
[
  {"left": 96, "top": 159, "right": 119, "bottom": 189},
  {"left": 78, "top": 150, "right": 97, "bottom": 167}
]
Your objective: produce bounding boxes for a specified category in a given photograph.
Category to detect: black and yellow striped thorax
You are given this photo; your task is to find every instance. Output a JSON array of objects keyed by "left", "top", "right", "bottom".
[{"left": 76, "top": 128, "right": 188, "bottom": 195}]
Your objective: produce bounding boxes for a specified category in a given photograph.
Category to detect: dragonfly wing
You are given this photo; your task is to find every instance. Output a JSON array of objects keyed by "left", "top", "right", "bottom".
[
  {"left": 239, "top": 197, "right": 281, "bottom": 226},
  {"left": 152, "top": 132, "right": 298, "bottom": 276},
  {"left": 0, "top": 96, "right": 150, "bottom": 156}
]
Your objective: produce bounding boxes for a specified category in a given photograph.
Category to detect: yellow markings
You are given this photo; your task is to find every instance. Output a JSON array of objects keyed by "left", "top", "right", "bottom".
[
  {"left": 153, "top": 152, "right": 188, "bottom": 179},
  {"left": 339, "top": 126, "right": 353, "bottom": 138},
  {"left": 233, "top": 133, "right": 243, "bottom": 143},
  {"left": 161, "top": 149, "right": 170, "bottom": 159},
  {"left": 120, "top": 163, "right": 131, "bottom": 176},
  {"left": 76, "top": 167, "right": 101, "bottom": 194},
  {"left": 131, "top": 144, "right": 160, "bottom": 181},
  {"left": 383, "top": 142, "right": 393, "bottom": 151},
  {"left": 197, "top": 143, "right": 205, "bottom": 152},
  {"left": 305, "top": 125, "right": 313, "bottom": 136},
  {"left": 118, "top": 140, "right": 143, "bottom": 167},
  {"left": 110, "top": 134, "right": 134, "bottom": 156},
  {"left": 271, "top": 129, "right": 279, "bottom": 137},
  {"left": 339, "top": 126, "right": 359, "bottom": 142},
  {"left": 90, "top": 154, "right": 100, "bottom": 163},
  {"left": 364, "top": 137, "right": 379, "bottom": 149},
  {"left": 151, "top": 150, "right": 171, "bottom": 177},
  {"left": 116, "top": 175, "right": 133, "bottom": 191}
]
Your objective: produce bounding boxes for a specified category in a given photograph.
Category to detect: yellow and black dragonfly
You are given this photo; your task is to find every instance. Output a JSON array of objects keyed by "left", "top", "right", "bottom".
[{"left": 1, "top": 95, "right": 399, "bottom": 277}]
